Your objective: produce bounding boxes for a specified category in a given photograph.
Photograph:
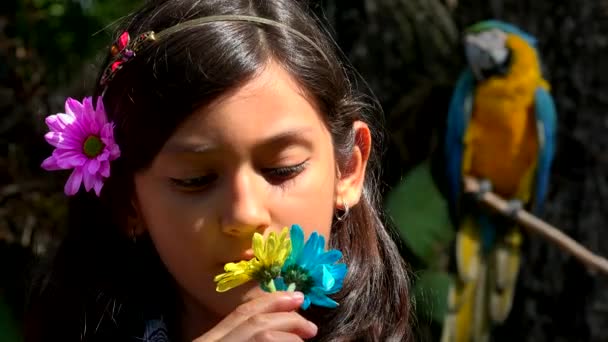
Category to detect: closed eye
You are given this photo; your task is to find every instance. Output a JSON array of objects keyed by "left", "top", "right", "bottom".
[
  {"left": 169, "top": 160, "right": 308, "bottom": 191},
  {"left": 262, "top": 160, "right": 308, "bottom": 185},
  {"left": 170, "top": 174, "right": 217, "bottom": 191}
]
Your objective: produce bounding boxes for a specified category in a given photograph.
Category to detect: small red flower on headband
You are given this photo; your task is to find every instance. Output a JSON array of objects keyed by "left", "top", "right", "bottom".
[
  {"left": 100, "top": 31, "right": 155, "bottom": 87},
  {"left": 117, "top": 32, "right": 130, "bottom": 51}
]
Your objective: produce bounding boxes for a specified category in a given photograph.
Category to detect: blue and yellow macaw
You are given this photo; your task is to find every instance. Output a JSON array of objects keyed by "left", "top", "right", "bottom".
[{"left": 441, "top": 20, "right": 557, "bottom": 342}]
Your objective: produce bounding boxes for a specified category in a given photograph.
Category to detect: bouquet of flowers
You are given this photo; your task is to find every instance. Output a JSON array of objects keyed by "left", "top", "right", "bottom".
[{"left": 214, "top": 224, "right": 347, "bottom": 310}]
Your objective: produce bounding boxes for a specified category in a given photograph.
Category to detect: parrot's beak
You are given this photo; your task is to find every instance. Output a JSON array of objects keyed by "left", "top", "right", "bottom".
[{"left": 464, "top": 32, "right": 511, "bottom": 81}]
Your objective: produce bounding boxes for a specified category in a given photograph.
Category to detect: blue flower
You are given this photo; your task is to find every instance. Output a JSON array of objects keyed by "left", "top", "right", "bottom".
[{"left": 275, "top": 224, "right": 347, "bottom": 310}]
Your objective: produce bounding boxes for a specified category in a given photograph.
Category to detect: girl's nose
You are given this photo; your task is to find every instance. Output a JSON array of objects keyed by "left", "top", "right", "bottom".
[{"left": 220, "top": 167, "right": 270, "bottom": 237}]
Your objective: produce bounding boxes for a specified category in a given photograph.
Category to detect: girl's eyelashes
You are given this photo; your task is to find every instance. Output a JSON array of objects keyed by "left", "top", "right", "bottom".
[
  {"left": 261, "top": 160, "right": 308, "bottom": 185},
  {"left": 170, "top": 174, "right": 217, "bottom": 191},
  {"left": 170, "top": 160, "right": 309, "bottom": 191}
]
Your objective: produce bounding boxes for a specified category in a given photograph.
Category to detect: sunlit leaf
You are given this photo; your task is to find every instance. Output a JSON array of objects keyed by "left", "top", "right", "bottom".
[{"left": 385, "top": 160, "right": 454, "bottom": 268}]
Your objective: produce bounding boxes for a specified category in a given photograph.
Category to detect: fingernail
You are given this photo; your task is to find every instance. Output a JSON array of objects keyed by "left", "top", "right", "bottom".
[
  {"left": 308, "top": 321, "right": 318, "bottom": 334},
  {"left": 290, "top": 291, "right": 304, "bottom": 300}
]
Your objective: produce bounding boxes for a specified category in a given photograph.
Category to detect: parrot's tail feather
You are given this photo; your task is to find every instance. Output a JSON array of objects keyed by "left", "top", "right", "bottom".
[
  {"left": 456, "top": 216, "right": 482, "bottom": 282},
  {"left": 442, "top": 282, "right": 474, "bottom": 342},
  {"left": 442, "top": 260, "right": 492, "bottom": 342},
  {"left": 473, "top": 261, "right": 491, "bottom": 342},
  {"left": 489, "top": 226, "right": 522, "bottom": 323},
  {"left": 441, "top": 288, "right": 457, "bottom": 342}
]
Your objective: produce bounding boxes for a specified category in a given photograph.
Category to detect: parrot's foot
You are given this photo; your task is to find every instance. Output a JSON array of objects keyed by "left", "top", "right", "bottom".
[
  {"left": 476, "top": 178, "right": 493, "bottom": 200},
  {"left": 506, "top": 199, "right": 523, "bottom": 218}
]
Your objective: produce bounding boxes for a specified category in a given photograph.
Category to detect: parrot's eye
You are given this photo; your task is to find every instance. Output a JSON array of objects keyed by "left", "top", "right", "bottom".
[{"left": 489, "top": 30, "right": 504, "bottom": 40}]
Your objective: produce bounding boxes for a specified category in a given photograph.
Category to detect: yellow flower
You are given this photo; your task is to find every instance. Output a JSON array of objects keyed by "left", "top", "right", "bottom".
[
  {"left": 214, "top": 227, "right": 292, "bottom": 292},
  {"left": 253, "top": 227, "right": 291, "bottom": 270},
  {"left": 214, "top": 259, "right": 260, "bottom": 292}
]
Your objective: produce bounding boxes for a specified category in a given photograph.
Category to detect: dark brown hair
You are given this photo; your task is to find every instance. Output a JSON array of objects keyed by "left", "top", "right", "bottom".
[{"left": 27, "top": 1, "right": 412, "bottom": 341}]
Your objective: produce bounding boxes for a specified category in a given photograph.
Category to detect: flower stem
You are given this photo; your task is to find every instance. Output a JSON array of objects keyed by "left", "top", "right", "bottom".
[{"left": 287, "top": 282, "right": 297, "bottom": 292}]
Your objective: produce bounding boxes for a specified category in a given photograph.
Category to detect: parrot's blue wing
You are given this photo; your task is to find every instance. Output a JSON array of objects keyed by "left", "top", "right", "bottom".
[
  {"left": 533, "top": 87, "right": 557, "bottom": 213},
  {"left": 445, "top": 69, "right": 475, "bottom": 210}
]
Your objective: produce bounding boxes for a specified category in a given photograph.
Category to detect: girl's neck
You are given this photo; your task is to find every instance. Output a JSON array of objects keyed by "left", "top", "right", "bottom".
[{"left": 177, "top": 290, "right": 221, "bottom": 342}]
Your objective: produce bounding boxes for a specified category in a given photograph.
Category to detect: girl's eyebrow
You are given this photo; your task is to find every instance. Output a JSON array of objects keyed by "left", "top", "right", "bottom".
[
  {"left": 255, "top": 127, "right": 315, "bottom": 151},
  {"left": 162, "top": 141, "right": 218, "bottom": 154},
  {"left": 162, "top": 127, "right": 315, "bottom": 154}
]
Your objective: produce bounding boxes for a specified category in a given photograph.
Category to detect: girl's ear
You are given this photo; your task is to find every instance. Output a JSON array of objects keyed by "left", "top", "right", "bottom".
[
  {"left": 335, "top": 120, "right": 372, "bottom": 209},
  {"left": 127, "top": 197, "right": 146, "bottom": 237}
]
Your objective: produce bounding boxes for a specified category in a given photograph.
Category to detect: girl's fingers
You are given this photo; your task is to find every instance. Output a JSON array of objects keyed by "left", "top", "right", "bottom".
[
  {"left": 194, "top": 291, "right": 305, "bottom": 341},
  {"left": 221, "top": 311, "right": 318, "bottom": 342},
  {"left": 249, "top": 330, "right": 305, "bottom": 342}
]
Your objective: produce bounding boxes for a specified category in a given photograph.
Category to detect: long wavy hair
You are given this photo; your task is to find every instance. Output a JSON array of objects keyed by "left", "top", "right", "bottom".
[{"left": 26, "top": 0, "right": 412, "bottom": 341}]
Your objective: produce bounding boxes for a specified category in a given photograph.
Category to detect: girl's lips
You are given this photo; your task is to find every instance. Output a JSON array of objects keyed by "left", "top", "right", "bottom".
[
  {"left": 241, "top": 248, "right": 255, "bottom": 260},
  {"left": 219, "top": 248, "right": 255, "bottom": 265}
]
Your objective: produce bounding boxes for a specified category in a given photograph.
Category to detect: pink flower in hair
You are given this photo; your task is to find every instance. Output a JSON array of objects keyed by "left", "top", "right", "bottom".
[{"left": 41, "top": 97, "right": 120, "bottom": 196}]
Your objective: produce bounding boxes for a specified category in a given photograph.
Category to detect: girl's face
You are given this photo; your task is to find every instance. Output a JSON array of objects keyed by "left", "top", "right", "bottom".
[{"left": 133, "top": 63, "right": 367, "bottom": 322}]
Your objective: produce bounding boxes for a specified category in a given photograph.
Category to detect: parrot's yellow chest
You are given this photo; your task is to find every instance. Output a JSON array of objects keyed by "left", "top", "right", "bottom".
[
  {"left": 462, "top": 34, "right": 544, "bottom": 199},
  {"left": 464, "top": 102, "right": 538, "bottom": 198}
]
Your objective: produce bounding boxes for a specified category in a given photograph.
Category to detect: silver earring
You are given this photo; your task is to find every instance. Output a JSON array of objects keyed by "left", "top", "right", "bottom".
[
  {"left": 335, "top": 198, "right": 349, "bottom": 221},
  {"left": 129, "top": 226, "right": 138, "bottom": 243}
]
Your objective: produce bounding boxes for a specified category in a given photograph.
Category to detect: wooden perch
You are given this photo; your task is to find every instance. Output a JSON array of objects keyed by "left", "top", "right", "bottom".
[{"left": 463, "top": 176, "right": 608, "bottom": 276}]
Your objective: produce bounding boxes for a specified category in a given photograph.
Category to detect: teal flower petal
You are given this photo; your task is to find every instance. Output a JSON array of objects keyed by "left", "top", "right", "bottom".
[
  {"left": 281, "top": 224, "right": 348, "bottom": 310},
  {"left": 273, "top": 277, "right": 287, "bottom": 291},
  {"left": 326, "top": 264, "right": 347, "bottom": 293},
  {"left": 316, "top": 250, "right": 342, "bottom": 264},
  {"left": 302, "top": 295, "right": 312, "bottom": 310},
  {"left": 320, "top": 266, "right": 335, "bottom": 290},
  {"left": 285, "top": 224, "right": 304, "bottom": 267},
  {"left": 308, "top": 288, "right": 339, "bottom": 308},
  {"left": 300, "top": 232, "right": 321, "bottom": 267},
  {"left": 309, "top": 264, "right": 345, "bottom": 293}
]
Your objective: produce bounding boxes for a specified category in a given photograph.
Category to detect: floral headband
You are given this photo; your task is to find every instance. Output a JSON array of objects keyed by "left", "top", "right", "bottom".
[{"left": 42, "top": 15, "right": 328, "bottom": 197}]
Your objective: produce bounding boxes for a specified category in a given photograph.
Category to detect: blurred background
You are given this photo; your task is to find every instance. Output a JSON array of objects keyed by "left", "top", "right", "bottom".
[{"left": 1, "top": 0, "right": 607, "bottom": 341}]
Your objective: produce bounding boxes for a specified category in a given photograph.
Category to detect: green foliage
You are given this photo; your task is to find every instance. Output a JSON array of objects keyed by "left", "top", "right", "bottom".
[
  {"left": 412, "top": 270, "right": 453, "bottom": 323},
  {"left": 0, "top": 296, "right": 21, "bottom": 342},
  {"left": 385, "top": 160, "right": 454, "bottom": 325},
  {"left": 6, "top": 0, "right": 143, "bottom": 86},
  {"left": 385, "top": 160, "right": 454, "bottom": 269},
  {"left": 0, "top": 0, "right": 143, "bottom": 337}
]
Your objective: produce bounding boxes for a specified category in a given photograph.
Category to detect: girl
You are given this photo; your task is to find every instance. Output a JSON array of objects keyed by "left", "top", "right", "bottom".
[{"left": 26, "top": 0, "right": 412, "bottom": 341}]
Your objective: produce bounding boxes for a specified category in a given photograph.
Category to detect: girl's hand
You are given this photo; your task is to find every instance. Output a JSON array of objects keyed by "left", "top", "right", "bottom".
[{"left": 193, "top": 291, "right": 317, "bottom": 342}]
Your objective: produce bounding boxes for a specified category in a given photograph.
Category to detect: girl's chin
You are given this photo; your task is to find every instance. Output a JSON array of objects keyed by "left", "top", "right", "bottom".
[
  {"left": 238, "top": 282, "right": 267, "bottom": 302},
  {"left": 208, "top": 283, "right": 266, "bottom": 316}
]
